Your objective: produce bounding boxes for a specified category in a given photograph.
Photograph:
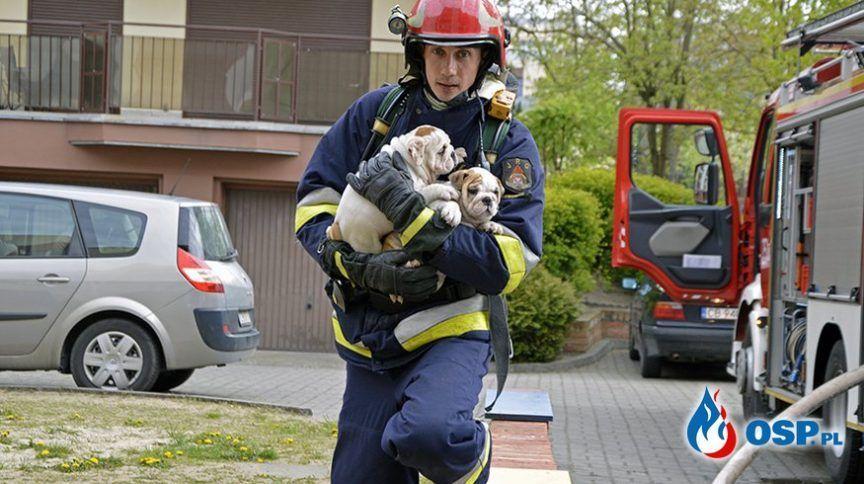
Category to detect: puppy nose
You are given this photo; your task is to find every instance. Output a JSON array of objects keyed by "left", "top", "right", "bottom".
[{"left": 482, "top": 196, "right": 492, "bottom": 206}]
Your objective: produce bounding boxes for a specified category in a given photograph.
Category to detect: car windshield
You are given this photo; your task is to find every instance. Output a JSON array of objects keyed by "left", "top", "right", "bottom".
[{"left": 179, "top": 205, "right": 236, "bottom": 261}]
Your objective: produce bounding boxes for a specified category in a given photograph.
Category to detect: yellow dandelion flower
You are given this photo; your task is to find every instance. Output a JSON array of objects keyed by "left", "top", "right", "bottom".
[
  {"left": 256, "top": 458, "right": 264, "bottom": 463},
  {"left": 89, "top": 457, "right": 99, "bottom": 464},
  {"left": 61, "top": 463, "right": 70, "bottom": 469},
  {"left": 34, "top": 441, "right": 45, "bottom": 447},
  {"left": 39, "top": 449, "right": 50, "bottom": 457},
  {"left": 163, "top": 451, "right": 174, "bottom": 459},
  {"left": 203, "top": 438, "right": 213, "bottom": 445},
  {"left": 232, "top": 439, "right": 240, "bottom": 445},
  {"left": 282, "top": 438, "right": 294, "bottom": 445},
  {"left": 176, "top": 450, "right": 184, "bottom": 456},
  {"left": 72, "top": 463, "right": 80, "bottom": 469},
  {"left": 195, "top": 439, "right": 203, "bottom": 445},
  {"left": 241, "top": 456, "right": 248, "bottom": 461},
  {"left": 239, "top": 446, "right": 249, "bottom": 452}
]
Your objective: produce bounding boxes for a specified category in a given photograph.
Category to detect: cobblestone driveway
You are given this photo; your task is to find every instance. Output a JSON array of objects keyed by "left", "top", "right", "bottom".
[{"left": 0, "top": 349, "right": 830, "bottom": 483}]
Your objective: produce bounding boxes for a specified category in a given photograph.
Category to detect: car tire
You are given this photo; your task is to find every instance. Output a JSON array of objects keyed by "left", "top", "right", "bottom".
[
  {"left": 638, "top": 330, "right": 662, "bottom": 378},
  {"left": 823, "top": 340, "right": 864, "bottom": 483},
  {"left": 150, "top": 369, "right": 195, "bottom": 393},
  {"left": 628, "top": 325, "right": 639, "bottom": 361},
  {"left": 70, "top": 318, "right": 162, "bottom": 392}
]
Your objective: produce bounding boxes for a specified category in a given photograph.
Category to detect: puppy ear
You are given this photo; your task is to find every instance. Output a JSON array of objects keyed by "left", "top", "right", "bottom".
[
  {"left": 454, "top": 147, "right": 467, "bottom": 163},
  {"left": 406, "top": 136, "right": 427, "bottom": 165},
  {"left": 495, "top": 177, "right": 505, "bottom": 199},
  {"left": 448, "top": 170, "right": 470, "bottom": 188}
]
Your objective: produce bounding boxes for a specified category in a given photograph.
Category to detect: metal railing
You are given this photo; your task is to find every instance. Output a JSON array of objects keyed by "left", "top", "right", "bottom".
[{"left": 0, "top": 20, "right": 404, "bottom": 125}]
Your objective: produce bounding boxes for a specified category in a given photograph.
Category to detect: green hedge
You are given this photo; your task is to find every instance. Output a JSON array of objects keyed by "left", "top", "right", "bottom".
[
  {"left": 508, "top": 265, "right": 580, "bottom": 362},
  {"left": 542, "top": 186, "right": 604, "bottom": 293},
  {"left": 548, "top": 167, "right": 692, "bottom": 284}
]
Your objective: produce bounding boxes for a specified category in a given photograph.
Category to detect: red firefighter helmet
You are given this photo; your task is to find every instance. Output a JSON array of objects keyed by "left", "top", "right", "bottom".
[{"left": 397, "top": 0, "right": 510, "bottom": 71}]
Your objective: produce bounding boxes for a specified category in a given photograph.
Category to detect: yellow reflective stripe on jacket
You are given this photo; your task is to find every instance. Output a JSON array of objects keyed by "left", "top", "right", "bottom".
[
  {"left": 399, "top": 311, "right": 489, "bottom": 352},
  {"left": 294, "top": 204, "right": 337, "bottom": 233},
  {"left": 333, "top": 251, "right": 350, "bottom": 280},
  {"left": 399, "top": 207, "right": 435, "bottom": 245},
  {"left": 331, "top": 317, "right": 371, "bottom": 358},
  {"left": 494, "top": 234, "right": 527, "bottom": 294},
  {"left": 458, "top": 421, "right": 491, "bottom": 484}
]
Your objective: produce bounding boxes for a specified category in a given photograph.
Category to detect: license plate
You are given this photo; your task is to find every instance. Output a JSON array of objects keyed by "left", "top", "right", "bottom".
[
  {"left": 238, "top": 311, "right": 253, "bottom": 327},
  {"left": 701, "top": 307, "right": 738, "bottom": 320}
]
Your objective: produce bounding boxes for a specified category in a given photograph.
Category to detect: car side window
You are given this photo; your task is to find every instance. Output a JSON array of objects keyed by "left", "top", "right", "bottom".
[
  {"left": 75, "top": 202, "right": 147, "bottom": 257},
  {"left": 0, "top": 193, "right": 81, "bottom": 258}
]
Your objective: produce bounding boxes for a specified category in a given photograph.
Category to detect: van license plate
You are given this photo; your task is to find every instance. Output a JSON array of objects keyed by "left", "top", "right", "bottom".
[
  {"left": 238, "top": 311, "right": 253, "bottom": 327},
  {"left": 701, "top": 307, "right": 737, "bottom": 320}
]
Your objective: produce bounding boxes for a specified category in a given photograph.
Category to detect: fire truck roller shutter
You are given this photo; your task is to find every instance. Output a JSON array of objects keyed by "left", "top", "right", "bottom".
[{"left": 812, "top": 106, "right": 864, "bottom": 296}]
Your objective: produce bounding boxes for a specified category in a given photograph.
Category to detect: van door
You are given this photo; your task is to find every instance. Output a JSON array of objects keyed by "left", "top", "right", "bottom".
[
  {"left": 612, "top": 108, "right": 741, "bottom": 303},
  {"left": 0, "top": 192, "right": 86, "bottom": 355}
]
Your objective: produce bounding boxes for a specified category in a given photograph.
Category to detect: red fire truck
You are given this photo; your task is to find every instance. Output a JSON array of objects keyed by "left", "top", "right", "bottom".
[{"left": 612, "top": 3, "right": 864, "bottom": 481}]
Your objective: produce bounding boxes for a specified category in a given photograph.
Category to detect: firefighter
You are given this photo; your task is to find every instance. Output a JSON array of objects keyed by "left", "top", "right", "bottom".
[{"left": 294, "top": 0, "right": 544, "bottom": 482}]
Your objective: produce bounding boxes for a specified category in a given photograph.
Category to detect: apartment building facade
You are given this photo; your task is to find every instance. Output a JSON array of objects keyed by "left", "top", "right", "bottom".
[{"left": 0, "top": 0, "right": 407, "bottom": 351}]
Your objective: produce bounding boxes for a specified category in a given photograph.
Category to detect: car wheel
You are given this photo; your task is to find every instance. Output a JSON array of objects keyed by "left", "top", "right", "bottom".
[
  {"left": 628, "top": 324, "right": 640, "bottom": 361},
  {"left": 150, "top": 369, "right": 195, "bottom": 393},
  {"left": 823, "top": 340, "right": 864, "bottom": 483},
  {"left": 638, "top": 329, "right": 662, "bottom": 378},
  {"left": 739, "top": 328, "right": 770, "bottom": 419},
  {"left": 70, "top": 318, "right": 161, "bottom": 392}
]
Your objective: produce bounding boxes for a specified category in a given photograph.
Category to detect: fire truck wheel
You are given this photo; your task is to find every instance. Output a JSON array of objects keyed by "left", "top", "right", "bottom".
[
  {"left": 740, "top": 329, "right": 770, "bottom": 419},
  {"left": 823, "top": 340, "right": 864, "bottom": 483}
]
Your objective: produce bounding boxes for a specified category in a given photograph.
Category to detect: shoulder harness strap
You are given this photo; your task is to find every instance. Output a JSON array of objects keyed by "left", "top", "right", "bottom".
[
  {"left": 361, "top": 85, "right": 410, "bottom": 161},
  {"left": 481, "top": 89, "right": 516, "bottom": 164}
]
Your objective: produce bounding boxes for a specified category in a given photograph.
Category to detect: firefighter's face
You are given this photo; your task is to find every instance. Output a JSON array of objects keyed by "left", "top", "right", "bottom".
[{"left": 423, "top": 45, "right": 482, "bottom": 102}]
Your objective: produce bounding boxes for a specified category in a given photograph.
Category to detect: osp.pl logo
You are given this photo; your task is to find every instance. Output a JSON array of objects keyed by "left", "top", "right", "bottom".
[
  {"left": 687, "top": 387, "right": 738, "bottom": 459},
  {"left": 686, "top": 386, "right": 845, "bottom": 459}
]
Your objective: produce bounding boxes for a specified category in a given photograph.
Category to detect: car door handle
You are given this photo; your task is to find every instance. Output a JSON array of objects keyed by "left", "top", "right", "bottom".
[{"left": 37, "top": 274, "right": 70, "bottom": 284}]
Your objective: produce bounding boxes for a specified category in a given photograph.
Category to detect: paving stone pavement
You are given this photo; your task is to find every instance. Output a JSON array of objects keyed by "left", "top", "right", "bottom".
[{"left": 0, "top": 349, "right": 831, "bottom": 482}]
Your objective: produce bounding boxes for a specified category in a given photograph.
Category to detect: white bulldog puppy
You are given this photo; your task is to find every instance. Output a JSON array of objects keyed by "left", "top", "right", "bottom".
[
  {"left": 444, "top": 167, "right": 505, "bottom": 234},
  {"left": 328, "top": 125, "right": 465, "bottom": 254}
]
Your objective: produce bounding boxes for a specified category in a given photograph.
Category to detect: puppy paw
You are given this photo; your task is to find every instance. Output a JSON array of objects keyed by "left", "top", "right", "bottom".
[
  {"left": 480, "top": 221, "right": 505, "bottom": 234},
  {"left": 440, "top": 185, "right": 460, "bottom": 201},
  {"left": 439, "top": 203, "right": 462, "bottom": 227},
  {"left": 403, "top": 259, "right": 422, "bottom": 268}
]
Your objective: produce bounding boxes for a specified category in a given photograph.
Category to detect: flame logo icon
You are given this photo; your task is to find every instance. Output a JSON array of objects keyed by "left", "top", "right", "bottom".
[{"left": 687, "top": 387, "right": 738, "bottom": 459}]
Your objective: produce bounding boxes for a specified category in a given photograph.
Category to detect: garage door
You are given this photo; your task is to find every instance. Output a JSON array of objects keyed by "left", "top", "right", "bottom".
[{"left": 224, "top": 187, "right": 334, "bottom": 351}]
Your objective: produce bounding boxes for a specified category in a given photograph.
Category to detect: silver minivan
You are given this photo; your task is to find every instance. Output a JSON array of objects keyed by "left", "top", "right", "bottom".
[{"left": 0, "top": 182, "right": 259, "bottom": 391}]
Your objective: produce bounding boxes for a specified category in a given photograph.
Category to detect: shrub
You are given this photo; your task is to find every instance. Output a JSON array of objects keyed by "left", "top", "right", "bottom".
[
  {"left": 542, "top": 186, "right": 603, "bottom": 293},
  {"left": 508, "top": 265, "right": 580, "bottom": 362},
  {"left": 548, "top": 167, "right": 692, "bottom": 285}
]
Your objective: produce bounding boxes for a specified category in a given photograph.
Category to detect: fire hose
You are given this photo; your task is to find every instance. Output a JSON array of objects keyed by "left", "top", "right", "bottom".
[{"left": 714, "top": 364, "right": 864, "bottom": 483}]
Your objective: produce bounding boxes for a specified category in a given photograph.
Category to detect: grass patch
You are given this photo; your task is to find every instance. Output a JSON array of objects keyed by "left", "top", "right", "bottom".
[{"left": 0, "top": 389, "right": 335, "bottom": 482}]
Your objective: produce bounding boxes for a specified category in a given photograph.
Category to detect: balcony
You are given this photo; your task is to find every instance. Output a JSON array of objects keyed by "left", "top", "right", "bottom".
[{"left": 0, "top": 20, "right": 404, "bottom": 125}]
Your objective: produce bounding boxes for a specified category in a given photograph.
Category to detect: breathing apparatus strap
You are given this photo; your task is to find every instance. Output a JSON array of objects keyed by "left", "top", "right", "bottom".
[{"left": 362, "top": 84, "right": 513, "bottom": 165}]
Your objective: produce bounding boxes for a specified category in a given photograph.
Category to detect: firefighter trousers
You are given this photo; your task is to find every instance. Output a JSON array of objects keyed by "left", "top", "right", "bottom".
[{"left": 331, "top": 337, "right": 492, "bottom": 484}]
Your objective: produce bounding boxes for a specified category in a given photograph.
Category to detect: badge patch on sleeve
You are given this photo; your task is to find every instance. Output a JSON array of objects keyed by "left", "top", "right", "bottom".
[{"left": 503, "top": 158, "right": 533, "bottom": 193}]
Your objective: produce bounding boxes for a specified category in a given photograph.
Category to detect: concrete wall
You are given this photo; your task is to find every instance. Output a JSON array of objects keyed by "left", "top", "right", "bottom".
[
  {"left": 0, "top": 116, "right": 323, "bottom": 203},
  {"left": 124, "top": 0, "right": 186, "bottom": 38},
  {"left": 0, "top": 0, "right": 27, "bottom": 35}
]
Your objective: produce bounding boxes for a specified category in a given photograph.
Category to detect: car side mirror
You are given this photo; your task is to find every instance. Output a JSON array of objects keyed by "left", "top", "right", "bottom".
[
  {"left": 694, "top": 129, "right": 719, "bottom": 158},
  {"left": 694, "top": 163, "right": 719, "bottom": 205},
  {"left": 622, "top": 277, "right": 638, "bottom": 290}
]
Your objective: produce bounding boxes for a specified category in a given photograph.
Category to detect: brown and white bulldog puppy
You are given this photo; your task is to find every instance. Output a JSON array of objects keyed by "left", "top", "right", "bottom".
[
  {"left": 327, "top": 125, "right": 466, "bottom": 254},
  {"left": 445, "top": 167, "right": 505, "bottom": 234}
]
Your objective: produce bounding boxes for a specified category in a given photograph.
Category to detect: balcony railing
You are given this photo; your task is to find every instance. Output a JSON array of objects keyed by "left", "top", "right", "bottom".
[{"left": 0, "top": 20, "right": 404, "bottom": 125}]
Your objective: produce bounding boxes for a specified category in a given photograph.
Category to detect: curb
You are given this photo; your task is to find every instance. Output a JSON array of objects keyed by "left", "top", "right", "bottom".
[
  {"left": 506, "top": 339, "right": 628, "bottom": 373},
  {"left": 0, "top": 384, "right": 314, "bottom": 417}
]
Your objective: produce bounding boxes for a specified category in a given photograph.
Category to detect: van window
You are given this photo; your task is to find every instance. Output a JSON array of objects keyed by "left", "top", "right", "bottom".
[
  {"left": 178, "top": 205, "right": 235, "bottom": 261},
  {"left": 0, "top": 193, "right": 81, "bottom": 258},
  {"left": 75, "top": 202, "right": 147, "bottom": 257}
]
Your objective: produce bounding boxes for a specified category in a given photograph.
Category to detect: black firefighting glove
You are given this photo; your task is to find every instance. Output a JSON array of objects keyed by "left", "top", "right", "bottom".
[
  {"left": 346, "top": 150, "right": 454, "bottom": 254},
  {"left": 318, "top": 239, "right": 440, "bottom": 300}
]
